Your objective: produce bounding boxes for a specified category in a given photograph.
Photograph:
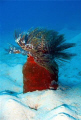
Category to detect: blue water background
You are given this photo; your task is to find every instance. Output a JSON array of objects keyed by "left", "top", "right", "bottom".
[{"left": 0, "top": 1, "right": 81, "bottom": 46}]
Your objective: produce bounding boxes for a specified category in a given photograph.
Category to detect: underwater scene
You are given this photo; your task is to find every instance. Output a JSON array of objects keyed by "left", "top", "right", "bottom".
[{"left": 0, "top": 1, "right": 81, "bottom": 120}]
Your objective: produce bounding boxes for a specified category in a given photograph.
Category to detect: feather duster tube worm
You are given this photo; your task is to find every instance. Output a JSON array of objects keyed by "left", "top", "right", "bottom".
[{"left": 8, "top": 28, "right": 76, "bottom": 93}]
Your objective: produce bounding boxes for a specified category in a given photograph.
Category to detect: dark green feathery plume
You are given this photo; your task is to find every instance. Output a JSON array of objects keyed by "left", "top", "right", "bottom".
[{"left": 13, "top": 28, "right": 76, "bottom": 74}]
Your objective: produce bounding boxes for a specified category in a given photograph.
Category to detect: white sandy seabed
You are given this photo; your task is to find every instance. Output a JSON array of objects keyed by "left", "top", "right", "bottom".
[{"left": 0, "top": 28, "right": 81, "bottom": 120}]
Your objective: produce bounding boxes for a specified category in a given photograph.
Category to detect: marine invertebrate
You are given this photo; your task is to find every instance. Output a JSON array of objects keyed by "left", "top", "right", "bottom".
[
  {"left": 7, "top": 28, "right": 76, "bottom": 93},
  {"left": 15, "top": 28, "right": 75, "bottom": 73}
]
